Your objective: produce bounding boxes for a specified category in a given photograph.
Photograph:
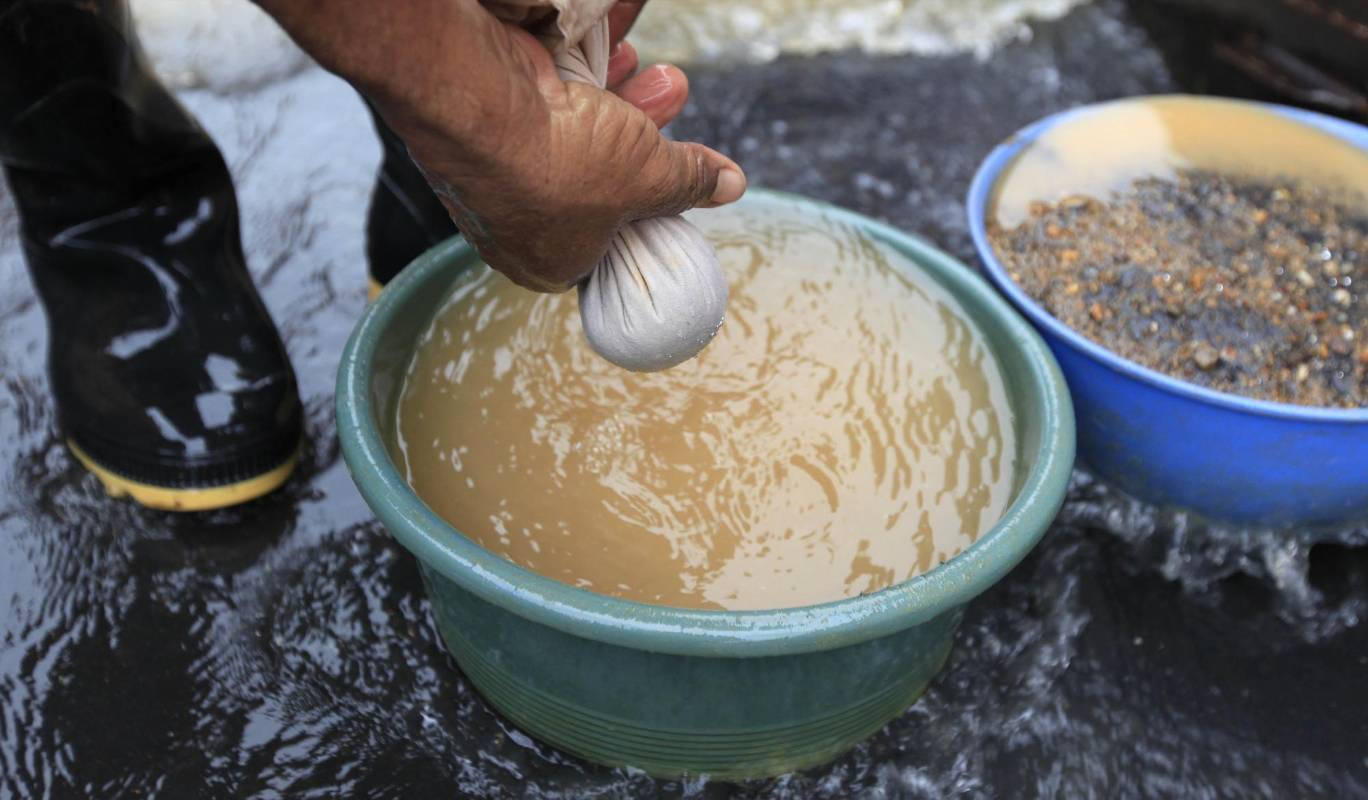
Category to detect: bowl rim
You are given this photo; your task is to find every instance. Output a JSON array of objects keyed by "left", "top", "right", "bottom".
[
  {"left": 337, "top": 188, "right": 1075, "bottom": 658},
  {"left": 967, "top": 93, "right": 1368, "bottom": 423}
]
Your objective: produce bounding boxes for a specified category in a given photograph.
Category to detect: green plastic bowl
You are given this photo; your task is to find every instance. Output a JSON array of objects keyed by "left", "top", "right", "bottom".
[{"left": 336, "top": 190, "right": 1075, "bottom": 780}]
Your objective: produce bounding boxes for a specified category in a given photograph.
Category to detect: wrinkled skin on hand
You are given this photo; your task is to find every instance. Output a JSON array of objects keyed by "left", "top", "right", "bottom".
[
  {"left": 378, "top": 2, "right": 745, "bottom": 292},
  {"left": 255, "top": 0, "right": 745, "bottom": 292}
]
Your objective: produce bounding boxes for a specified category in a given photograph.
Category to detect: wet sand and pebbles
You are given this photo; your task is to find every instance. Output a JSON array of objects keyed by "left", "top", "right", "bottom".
[{"left": 991, "top": 170, "right": 1366, "bottom": 408}]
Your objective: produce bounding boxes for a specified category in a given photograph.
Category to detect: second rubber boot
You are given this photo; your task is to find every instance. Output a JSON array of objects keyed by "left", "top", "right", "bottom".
[
  {"left": 364, "top": 103, "right": 458, "bottom": 300},
  {"left": 0, "top": 0, "right": 303, "bottom": 510}
]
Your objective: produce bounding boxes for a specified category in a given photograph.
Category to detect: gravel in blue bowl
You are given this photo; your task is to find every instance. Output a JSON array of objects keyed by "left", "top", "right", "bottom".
[{"left": 967, "top": 95, "right": 1368, "bottom": 529}]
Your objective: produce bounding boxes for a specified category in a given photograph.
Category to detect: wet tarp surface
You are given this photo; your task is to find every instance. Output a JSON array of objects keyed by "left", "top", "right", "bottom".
[{"left": 1, "top": 1, "right": 1365, "bottom": 796}]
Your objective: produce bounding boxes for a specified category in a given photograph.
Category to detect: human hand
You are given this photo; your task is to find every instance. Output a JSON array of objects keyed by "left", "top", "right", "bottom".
[
  {"left": 389, "top": 1, "right": 746, "bottom": 292},
  {"left": 255, "top": 0, "right": 744, "bottom": 291}
]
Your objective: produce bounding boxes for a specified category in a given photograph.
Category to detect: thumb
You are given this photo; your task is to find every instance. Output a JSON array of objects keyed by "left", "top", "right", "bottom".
[{"left": 632, "top": 139, "right": 747, "bottom": 220}]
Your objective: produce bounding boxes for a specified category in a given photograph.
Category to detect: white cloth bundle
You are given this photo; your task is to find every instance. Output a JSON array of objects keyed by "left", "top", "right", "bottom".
[{"left": 484, "top": 0, "right": 729, "bottom": 372}]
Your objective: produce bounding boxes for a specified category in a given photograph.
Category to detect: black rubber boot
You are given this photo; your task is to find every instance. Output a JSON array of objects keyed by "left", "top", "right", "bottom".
[
  {"left": 0, "top": 0, "right": 303, "bottom": 510},
  {"left": 364, "top": 103, "right": 458, "bottom": 298}
]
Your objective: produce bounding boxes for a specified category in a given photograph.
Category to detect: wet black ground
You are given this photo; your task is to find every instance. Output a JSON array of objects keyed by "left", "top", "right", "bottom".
[{"left": 2, "top": 1, "right": 1367, "bottom": 797}]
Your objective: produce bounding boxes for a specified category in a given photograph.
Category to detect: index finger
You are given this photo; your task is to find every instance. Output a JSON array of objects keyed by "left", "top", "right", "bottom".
[{"left": 607, "top": 1, "right": 648, "bottom": 47}]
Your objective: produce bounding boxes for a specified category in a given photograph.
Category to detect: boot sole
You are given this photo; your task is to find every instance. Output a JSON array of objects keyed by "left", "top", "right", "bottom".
[{"left": 67, "top": 438, "right": 299, "bottom": 512}]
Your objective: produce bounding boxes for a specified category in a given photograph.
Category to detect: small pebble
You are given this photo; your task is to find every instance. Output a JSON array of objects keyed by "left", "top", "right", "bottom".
[
  {"left": 1193, "top": 342, "right": 1220, "bottom": 370},
  {"left": 1330, "top": 326, "right": 1357, "bottom": 357}
]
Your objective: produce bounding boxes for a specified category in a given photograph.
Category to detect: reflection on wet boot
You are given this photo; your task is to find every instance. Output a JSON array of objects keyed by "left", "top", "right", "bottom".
[
  {"left": 0, "top": 0, "right": 303, "bottom": 510},
  {"left": 363, "top": 103, "right": 459, "bottom": 300}
]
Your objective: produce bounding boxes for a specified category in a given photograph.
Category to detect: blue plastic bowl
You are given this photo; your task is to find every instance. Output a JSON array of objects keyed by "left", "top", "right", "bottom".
[{"left": 968, "top": 96, "right": 1368, "bottom": 529}]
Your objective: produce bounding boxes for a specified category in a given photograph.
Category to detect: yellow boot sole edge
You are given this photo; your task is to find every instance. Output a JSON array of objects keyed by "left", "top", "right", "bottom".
[
  {"left": 368, "top": 277, "right": 385, "bottom": 302},
  {"left": 67, "top": 439, "right": 300, "bottom": 512}
]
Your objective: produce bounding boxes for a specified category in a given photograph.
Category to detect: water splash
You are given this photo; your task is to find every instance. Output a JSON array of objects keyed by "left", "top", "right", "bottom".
[{"left": 1063, "top": 470, "right": 1368, "bottom": 642}]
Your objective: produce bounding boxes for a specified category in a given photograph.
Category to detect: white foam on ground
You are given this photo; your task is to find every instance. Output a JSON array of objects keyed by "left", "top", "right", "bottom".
[
  {"left": 129, "top": 0, "right": 310, "bottom": 91},
  {"left": 128, "top": 0, "right": 1089, "bottom": 92},
  {"left": 632, "top": 0, "right": 1091, "bottom": 63}
]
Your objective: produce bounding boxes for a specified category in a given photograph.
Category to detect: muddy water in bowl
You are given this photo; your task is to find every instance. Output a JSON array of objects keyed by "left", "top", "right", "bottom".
[
  {"left": 989, "top": 95, "right": 1368, "bottom": 228},
  {"left": 395, "top": 206, "right": 1018, "bottom": 610}
]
